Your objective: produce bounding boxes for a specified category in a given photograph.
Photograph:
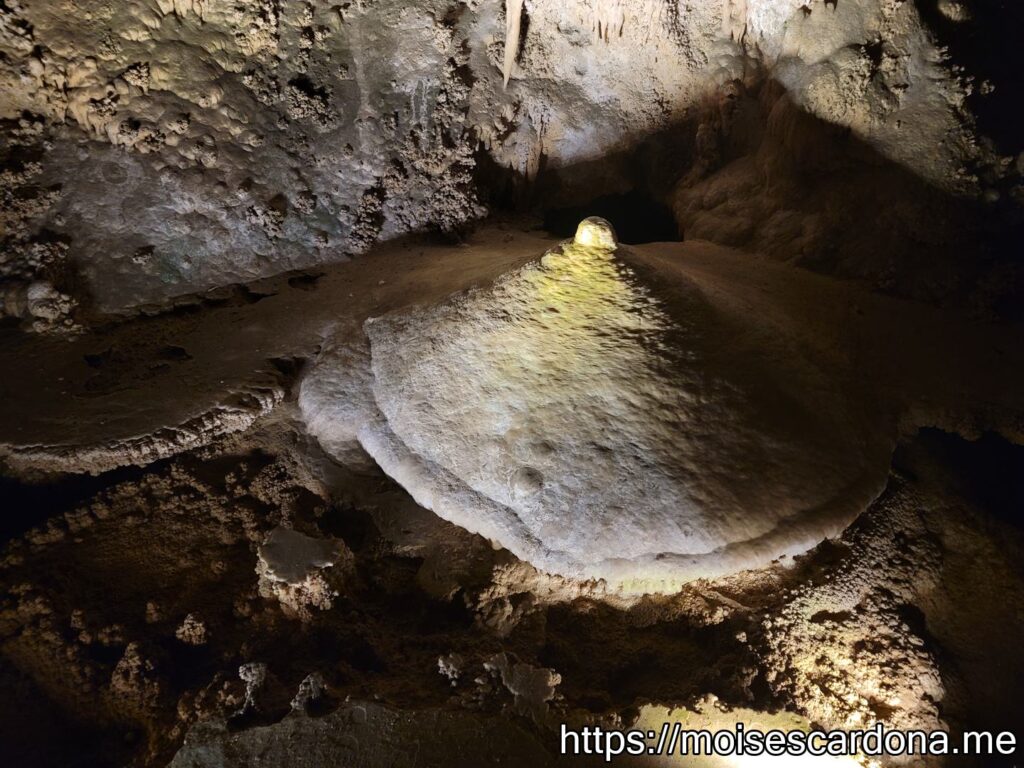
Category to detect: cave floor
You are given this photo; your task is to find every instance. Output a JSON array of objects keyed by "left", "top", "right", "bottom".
[
  {"left": 2, "top": 225, "right": 1024, "bottom": 767},
  {"left": 2, "top": 223, "right": 1022, "bottom": 475}
]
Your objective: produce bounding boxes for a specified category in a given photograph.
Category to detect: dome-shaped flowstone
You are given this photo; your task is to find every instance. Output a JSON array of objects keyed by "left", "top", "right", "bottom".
[{"left": 300, "top": 221, "right": 892, "bottom": 592}]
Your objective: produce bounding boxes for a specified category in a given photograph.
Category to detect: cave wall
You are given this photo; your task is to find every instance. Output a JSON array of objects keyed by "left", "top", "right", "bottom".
[{"left": 0, "top": 0, "right": 1016, "bottom": 322}]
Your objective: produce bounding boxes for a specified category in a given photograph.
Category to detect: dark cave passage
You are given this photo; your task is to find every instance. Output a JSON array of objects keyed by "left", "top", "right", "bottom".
[
  {"left": 894, "top": 427, "right": 1024, "bottom": 527},
  {"left": 542, "top": 191, "right": 680, "bottom": 244},
  {"left": 916, "top": 0, "right": 1024, "bottom": 157}
]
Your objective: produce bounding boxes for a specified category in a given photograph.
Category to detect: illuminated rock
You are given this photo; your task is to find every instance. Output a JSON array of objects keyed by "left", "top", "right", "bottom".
[
  {"left": 301, "top": 226, "right": 892, "bottom": 591},
  {"left": 573, "top": 216, "right": 618, "bottom": 250}
]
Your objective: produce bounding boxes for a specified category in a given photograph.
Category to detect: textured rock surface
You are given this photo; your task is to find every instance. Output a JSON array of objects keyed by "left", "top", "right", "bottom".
[
  {"left": 2, "top": 0, "right": 1018, "bottom": 320},
  {"left": 5, "top": 421, "right": 1018, "bottom": 768},
  {"left": 0, "top": 228, "right": 1019, "bottom": 768},
  {"left": 0, "top": 298, "right": 1020, "bottom": 768},
  {"left": 168, "top": 700, "right": 563, "bottom": 768},
  {"left": 329, "top": 226, "right": 892, "bottom": 587},
  {"left": 255, "top": 526, "right": 352, "bottom": 618},
  {"left": 0, "top": 387, "right": 283, "bottom": 476},
  {"left": 2, "top": 0, "right": 486, "bottom": 313}
]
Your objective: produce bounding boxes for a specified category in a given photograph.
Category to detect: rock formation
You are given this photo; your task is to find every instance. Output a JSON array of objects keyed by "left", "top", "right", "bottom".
[{"left": 2, "top": 2, "right": 1023, "bottom": 767}]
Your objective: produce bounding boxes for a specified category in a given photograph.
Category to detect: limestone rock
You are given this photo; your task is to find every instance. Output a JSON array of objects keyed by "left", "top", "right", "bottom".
[{"left": 256, "top": 526, "right": 352, "bottom": 618}]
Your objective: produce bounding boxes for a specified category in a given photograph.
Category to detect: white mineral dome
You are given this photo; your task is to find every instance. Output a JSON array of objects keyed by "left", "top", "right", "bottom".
[
  {"left": 301, "top": 224, "right": 893, "bottom": 591},
  {"left": 573, "top": 216, "right": 618, "bottom": 250}
]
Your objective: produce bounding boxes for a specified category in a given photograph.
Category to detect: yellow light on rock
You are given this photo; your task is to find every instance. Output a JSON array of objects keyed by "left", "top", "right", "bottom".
[{"left": 573, "top": 216, "right": 618, "bottom": 250}]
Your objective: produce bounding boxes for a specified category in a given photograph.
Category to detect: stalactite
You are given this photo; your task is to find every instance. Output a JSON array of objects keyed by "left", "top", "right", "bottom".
[
  {"left": 722, "top": 0, "right": 749, "bottom": 43},
  {"left": 503, "top": 0, "right": 524, "bottom": 88},
  {"left": 592, "top": 0, "right": 625, "bottom": 43}
]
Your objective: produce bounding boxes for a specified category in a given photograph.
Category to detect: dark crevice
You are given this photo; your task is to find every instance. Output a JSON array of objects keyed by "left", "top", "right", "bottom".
[
  {"left": 893, "top": 427, "right": 1024, "bottom": 526},
  {"left": 0, "top": 464, "right": 153, "bottom": 542},
  {"left": 916, "top": 0, "right": 1024, "bottom": 155}
]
